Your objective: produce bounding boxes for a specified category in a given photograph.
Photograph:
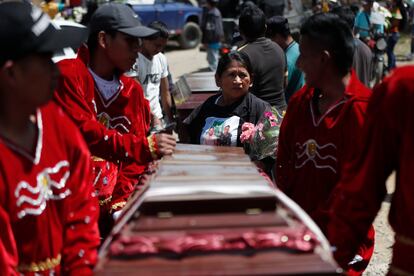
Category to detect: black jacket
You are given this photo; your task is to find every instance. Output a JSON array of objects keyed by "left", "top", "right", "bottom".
[{"left": 184, "top": 93, "right": 270, "bottom": 146}]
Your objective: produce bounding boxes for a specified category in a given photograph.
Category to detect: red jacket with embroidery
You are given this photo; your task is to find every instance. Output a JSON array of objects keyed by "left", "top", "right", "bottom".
[
  {"left": 0, "top": 102, "right": 100, "bottom": 275},
  {"left": 326, "top": 67, "right": 414, "bottom": 273},
  {"left": 0, "top": 204, "right": 17, "bottom": 276},
  {"left": 55, "top": 46, "right": 152, "bottom": 211},
  {"left": 275, "top": 72, "right": 374, "bottom": 271},
  {"left": 54, "top": 46, "right": 152, "bottom": 166}
]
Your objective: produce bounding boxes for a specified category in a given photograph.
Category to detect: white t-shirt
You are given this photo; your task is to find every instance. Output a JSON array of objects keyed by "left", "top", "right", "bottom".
[
  {"left": 135, "top": 52, "right": 169, "bottom": 119},
  {"left": 88, "top": 68, "right": 120, "bottom": 101}
]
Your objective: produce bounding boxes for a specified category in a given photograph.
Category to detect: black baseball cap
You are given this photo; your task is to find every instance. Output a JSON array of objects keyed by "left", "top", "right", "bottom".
[
  {"left": 0, "top": 1, "right": 88, "bottom": 65},
  {"left": 89, "top": 3, "right": 158, "bottom": 37}
]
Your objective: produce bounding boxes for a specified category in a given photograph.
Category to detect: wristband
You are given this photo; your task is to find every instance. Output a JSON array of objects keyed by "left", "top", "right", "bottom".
[{"left": 147, "top": 133, "right": 160, "bottom": 160}]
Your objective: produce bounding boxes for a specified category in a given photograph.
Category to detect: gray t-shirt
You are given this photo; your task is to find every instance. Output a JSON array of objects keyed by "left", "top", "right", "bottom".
[{"left": 353, "top": 38, "right": 373, "bottom": 87}]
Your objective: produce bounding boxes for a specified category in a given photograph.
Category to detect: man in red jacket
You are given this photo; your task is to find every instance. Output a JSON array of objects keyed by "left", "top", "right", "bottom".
[
  {"left": 326, "top": 66, "right": 414, "bottom": 275},
  {"left": 54, "top": 4, "right": 176, "bottom": 222},
  {"left": 0, "top": 1, "right": 99, "bottom": 274},
  {"left": 275, "top": 13, "right": 374, "bottom": 274}
]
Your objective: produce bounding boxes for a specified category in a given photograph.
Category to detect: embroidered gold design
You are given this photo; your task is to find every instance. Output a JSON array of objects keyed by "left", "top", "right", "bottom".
[
  {"left": 97, "top": 113, "right": 110, "bottom": 128},
  {"left": 92, "top": 156, "right": 105, "bottom": 162},
  {"left": 295, "top": 139, "right": 338, "bottom": 173},
  {"left": 111, "top": 201, "right": 126, "bottom": 211},
  {"left": 147, "top": 134, "right": 159, "bottom": 160},
  {"left": 99, "top": 196, "right": 112, "bottom": 206},
  {"left": 18, "top": 254, "right": 61, "bottom": 272},
  {"left": 307, "top": 141, "right": 317, "bottom": 157}
]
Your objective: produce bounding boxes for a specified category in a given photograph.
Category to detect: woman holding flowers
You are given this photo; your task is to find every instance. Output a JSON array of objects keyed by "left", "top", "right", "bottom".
[{"left": 183, "top": 51, "right": 270, "bottom": 147}]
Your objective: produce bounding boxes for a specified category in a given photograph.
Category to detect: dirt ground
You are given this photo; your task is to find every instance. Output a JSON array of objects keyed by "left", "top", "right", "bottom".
[{"left": 363, "top": 173, "right": 395, "bottom": 275}]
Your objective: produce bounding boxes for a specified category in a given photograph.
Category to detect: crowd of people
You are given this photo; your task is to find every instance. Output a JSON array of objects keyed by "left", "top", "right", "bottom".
[{"left": 0, "top": 0, "right": 414, "bottom": 275}]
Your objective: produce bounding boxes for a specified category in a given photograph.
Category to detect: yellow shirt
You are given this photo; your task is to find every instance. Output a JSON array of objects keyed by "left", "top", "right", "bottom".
[{"left": 40, "top": 2, "right": 63, "bottom": 19}]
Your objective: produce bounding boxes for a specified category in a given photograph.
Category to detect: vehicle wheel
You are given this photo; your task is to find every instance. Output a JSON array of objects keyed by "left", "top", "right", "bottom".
[
  {"left": 370, "top": 59, "right": 384, "bottom": 88},
  {"left": 178, "top": 22, "right": 202, "bottom": 49}
]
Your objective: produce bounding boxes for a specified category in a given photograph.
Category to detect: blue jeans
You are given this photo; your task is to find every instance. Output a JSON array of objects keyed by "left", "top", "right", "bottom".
[
  {"left": 387, "top": 32, "right": 400, "bottom": 70},
  {"left": 206, "top": 47, "right": 219, "bottom": 72}
]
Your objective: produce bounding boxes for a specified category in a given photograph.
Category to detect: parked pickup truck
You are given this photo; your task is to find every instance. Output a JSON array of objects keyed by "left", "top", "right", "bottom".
[{"left": 125, "top": 0, "right": 203, "bottom": 49}]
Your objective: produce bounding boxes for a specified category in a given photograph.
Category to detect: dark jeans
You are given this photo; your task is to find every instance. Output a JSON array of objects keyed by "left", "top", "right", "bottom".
[{"left": 387, "top": 32, "right": 400, "bottom": 70}]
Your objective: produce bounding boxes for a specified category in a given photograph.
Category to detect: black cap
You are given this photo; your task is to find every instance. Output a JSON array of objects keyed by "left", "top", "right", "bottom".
[
  {"left": 90, "top": 3, "right": 158, "bottom": 37},
  {"left": 0, "top": 1, "right": 88, "bottom": 65}
]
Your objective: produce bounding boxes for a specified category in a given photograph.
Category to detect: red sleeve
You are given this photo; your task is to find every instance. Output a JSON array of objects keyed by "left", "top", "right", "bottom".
[
  {"left": 326, "top": 78, "right": 399, "bottom": 268},
  {"left": 109, "top": 161, "right": 146, "bottom": 212},
  {"left": 275, "top": 91, "right": 300, "bottom": 194},
  {"left": 54, "top": 59, "right": 153, "bottom": 165},
  {"left": 0, "top": 205, "right": 18, "bottom": 276},
  {"left": 61, "top": 126, "right": 100, "bottom": 275}
]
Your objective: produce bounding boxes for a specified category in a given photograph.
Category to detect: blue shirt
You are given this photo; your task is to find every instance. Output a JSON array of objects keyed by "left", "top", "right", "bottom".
[
  {"left": 285, "top": 41, "right": 304, "bottom": 102},
  {"left": 355, "top": 11, "right": 384, "bottom": 38}
]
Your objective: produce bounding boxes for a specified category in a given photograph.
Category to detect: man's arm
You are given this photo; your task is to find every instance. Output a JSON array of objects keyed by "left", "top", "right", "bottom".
[
  {"left": 274, "top": 99, "right": 295, "bottom": 193},
  {"left": 109, "top": 161, "right": 146, "bottom": 213},
  {"left": 55, "top": 60, "right": 154, "bottom": 164},
  {"left": 160, "top": 76, "right": 173, "bottom": 122},
  {"left": 0, "top": 205, "right": 18, "bottom": 276},
  {"left": 61, "top": 128, "right": 100, "bottom": 275},
  {"left": 327, "top": 79, "right": 400, "bottom": 268}
]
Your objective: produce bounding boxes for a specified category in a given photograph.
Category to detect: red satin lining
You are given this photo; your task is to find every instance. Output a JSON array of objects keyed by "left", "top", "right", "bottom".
[{"left": 109, "top": 229, "right": 316, "bottom": 256}]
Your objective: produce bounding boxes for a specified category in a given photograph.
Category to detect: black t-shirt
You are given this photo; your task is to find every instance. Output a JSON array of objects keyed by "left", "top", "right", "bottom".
[
  {"left": 183, "top": 93, "right": 270, "bottom": 147},
  {"left": 239, "top": 37, "right": 287, "bottom": 110}
]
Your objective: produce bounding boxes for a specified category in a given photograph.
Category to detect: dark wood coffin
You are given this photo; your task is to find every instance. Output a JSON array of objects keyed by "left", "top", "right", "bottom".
[
  {"left": 173, "top": 72, "right": 219, "bottom": 119},
  {"left": 95, "top": 144, "right": 340, "bottom": 275}
]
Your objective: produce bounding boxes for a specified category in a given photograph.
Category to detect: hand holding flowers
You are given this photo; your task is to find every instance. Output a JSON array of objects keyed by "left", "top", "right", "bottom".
[{"left": 240, "top": 108, "right": 284, "bottom": 161}]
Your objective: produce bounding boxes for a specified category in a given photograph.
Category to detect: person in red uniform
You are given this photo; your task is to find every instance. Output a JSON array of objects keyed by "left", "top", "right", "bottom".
[
  {"left": 54, "top": 3, "right": 176, "bottom": 219},
  {"left": 275, "top": 13, "right": 374, "bottom": 274},
  {"left": 326, "top": 66, "right": 414, "bottom": 275},
  {"left": 0, "top": 205, "right": 17, "bottom": 276},
  {"left": 0, "top": 1, "right": 99, "bottom": 275}
]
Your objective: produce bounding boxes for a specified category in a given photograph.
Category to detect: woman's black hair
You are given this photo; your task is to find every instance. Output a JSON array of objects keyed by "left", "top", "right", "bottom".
[
  {"left": 300, "top": 13, "right": 355, "bottom": 76},
  {"left": 216, "top": 51, "right": 253, "bottom": 78}
]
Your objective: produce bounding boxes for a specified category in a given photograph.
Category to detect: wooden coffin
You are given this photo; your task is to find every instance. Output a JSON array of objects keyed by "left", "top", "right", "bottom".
[
  {"left": 96, "top": 144, "right": 340, "bottom": 275},
  {"left": 173, "top": 72, "right": 219, "bottom": 119}
]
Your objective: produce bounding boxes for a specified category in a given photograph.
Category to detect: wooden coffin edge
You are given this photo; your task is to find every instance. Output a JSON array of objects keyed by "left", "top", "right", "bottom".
[{"left": 96, "top": 157, "right": 341, "bottom": 274}]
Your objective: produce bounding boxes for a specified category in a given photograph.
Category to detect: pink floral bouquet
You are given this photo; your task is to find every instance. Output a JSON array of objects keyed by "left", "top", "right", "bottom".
[{"left": 240, "top": 108, "right": 284, "bottom": 160}]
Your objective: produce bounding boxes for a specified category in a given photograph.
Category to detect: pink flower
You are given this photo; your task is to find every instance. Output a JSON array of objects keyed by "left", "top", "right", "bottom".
[
  {"left": 264, "top": 111, "right": 273, "bottom": 117},
  {"left": 240, "top": 122, "right": 256, "bottom": 143},
  {"left": 242, "top": 122, "right": 255, "bottom": 132},
  {"left": 264, "top": 111, "right": 277, "bottom": 121}
]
